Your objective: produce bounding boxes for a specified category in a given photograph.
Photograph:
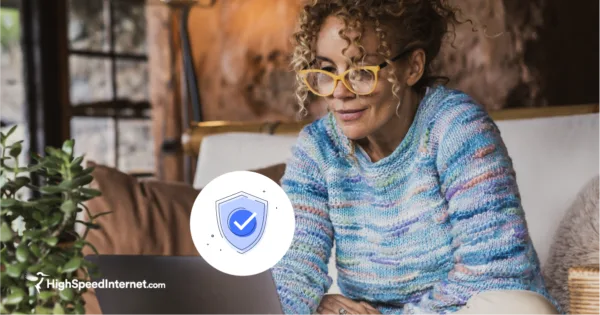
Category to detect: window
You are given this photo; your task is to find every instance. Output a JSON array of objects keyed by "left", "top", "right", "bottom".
[
  {"left": 0, "top": 4, "right": 27, "bottom": 167},
  {"left": 67, "top": 0, "right": 154, "bottom": 175}
]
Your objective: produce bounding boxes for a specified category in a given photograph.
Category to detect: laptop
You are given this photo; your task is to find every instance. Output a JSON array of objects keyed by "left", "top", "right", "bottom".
[{"left": 84, "top": 255, "right": 284, "bottom": 314}]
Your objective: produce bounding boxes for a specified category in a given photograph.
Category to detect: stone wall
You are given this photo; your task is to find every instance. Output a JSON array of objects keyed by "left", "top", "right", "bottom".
[{"left": 186, "top": 0, "right": 598, "bottom": 121}]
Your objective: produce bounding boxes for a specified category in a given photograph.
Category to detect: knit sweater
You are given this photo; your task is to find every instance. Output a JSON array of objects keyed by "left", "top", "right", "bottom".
[{"left": 271, "top": 85, "right": 558, "bottom": 314}]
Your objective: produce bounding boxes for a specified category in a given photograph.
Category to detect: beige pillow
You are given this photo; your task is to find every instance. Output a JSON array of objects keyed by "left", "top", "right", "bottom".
[{"left": 542, "top": 175, "right": 599, "bottom": 313}]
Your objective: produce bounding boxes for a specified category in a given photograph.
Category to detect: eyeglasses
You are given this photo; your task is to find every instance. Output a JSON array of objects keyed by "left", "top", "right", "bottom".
[{"left": 299, "top": 51, "right": 409, "bottom": 97}]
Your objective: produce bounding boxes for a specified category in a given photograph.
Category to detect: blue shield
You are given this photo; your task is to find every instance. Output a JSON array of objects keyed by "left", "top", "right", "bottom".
[{"left": 216, "top": 192, "right": 268, "bottom": 254}]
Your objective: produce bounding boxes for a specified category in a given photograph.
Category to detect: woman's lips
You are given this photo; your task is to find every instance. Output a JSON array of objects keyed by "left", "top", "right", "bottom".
[{"left": 336, "top": 108, "right": 367, "bottom": 122}]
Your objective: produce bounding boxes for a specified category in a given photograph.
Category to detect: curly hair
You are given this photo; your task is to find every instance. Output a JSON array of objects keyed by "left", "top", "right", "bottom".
[{"left": 292, "top": 0, "right": 471, "bottom": 116}]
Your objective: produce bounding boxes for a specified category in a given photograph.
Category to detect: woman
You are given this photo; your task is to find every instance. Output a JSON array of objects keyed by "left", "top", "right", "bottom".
[{"left": 271, "top": 0, "right": 559, "bottom": 314}]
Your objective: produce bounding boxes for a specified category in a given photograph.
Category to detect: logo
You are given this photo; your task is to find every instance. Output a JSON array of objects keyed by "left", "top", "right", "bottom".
[
  {"left": 26, "top": 272, "right": 49, "bottom": 293},
  {"left": 26, "top": 272, "right": 166, "bottom": 292},
  {"left": 216, "top": 192, "right": 267, "bottom": 254},
  {"left": 190, "top": 171, "right": 296, "bottom": 276}
]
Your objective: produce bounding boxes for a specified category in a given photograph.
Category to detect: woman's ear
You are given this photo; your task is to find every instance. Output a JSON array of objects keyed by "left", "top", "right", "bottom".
[{"left": 405, "top": 49, "right": 426, "bottom": 87}]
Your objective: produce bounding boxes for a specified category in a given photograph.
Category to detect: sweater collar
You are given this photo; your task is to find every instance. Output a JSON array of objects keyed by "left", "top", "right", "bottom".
[{"left": 326, "top": 85, "right": 442, "bottom": 165}]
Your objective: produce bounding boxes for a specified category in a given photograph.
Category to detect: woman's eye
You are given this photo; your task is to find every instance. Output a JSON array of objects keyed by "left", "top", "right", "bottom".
[{"left": 320, "top": 66, "right": 335, "bottom": 73}]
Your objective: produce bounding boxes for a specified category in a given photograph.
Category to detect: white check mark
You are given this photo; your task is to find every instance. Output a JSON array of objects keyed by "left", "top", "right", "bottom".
[{"left": 234, "top": 212, "right": 257, "bottom": 230}]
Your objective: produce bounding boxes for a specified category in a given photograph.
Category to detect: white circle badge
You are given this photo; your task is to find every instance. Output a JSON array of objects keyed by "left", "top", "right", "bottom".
[{"left": 189, "top": 171, "right": 295, "bottom": 276}]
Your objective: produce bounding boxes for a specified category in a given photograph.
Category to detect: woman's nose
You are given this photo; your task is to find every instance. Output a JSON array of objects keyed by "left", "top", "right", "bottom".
[{"left": 332, "top": 80, "right": 354, "bottom": 99}]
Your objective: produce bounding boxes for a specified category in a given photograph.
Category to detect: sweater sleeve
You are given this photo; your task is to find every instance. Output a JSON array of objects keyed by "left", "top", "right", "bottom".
[
  {"left": 402, "top": 102, "right": 547, "bottom": 314},
  {"left": 271, "top": 127, "right": 334, "bottom": 314}
]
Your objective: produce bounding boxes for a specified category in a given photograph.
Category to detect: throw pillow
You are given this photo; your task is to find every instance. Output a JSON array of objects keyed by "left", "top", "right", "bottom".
[
  {"left": 82, "top": 162, "right": 286, "bottom": 255},
  {"left": 542, "top": 175, "right": 599, "bottom": 313}
]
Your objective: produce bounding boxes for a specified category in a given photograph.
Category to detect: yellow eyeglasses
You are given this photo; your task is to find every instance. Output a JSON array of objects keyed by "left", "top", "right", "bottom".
[{"left": 299, "top": 51, "right": 409, "bottom": 97}]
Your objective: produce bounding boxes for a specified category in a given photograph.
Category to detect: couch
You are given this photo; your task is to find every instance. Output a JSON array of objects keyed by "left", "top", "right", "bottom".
[{"left": 81, "top": 106, "right": 599, "bottom": 313}]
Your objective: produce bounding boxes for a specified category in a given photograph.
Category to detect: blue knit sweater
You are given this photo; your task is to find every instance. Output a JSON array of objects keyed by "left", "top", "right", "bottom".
[{"left": 271, "top": 85, "right": 558, "bottom": 314}]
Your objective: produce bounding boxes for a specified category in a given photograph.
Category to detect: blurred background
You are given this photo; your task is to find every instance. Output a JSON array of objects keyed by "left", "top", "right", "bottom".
[{"left": 0, "top": 0, "right": 598, "bottom": 184}]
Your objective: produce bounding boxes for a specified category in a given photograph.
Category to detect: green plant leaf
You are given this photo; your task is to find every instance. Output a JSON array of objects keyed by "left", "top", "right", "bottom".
[
  {"left": 80, "top": 166, "right": 95, "bottom": 176},
  {"left": 44, "top": 236, "right": 58, "bottom": 247},
  {"left": 74, "top": 303, "right": 85, "bottom": 314},
  {"left": 53, "top": 303, "right": 65, "bottom": 315},
  {"left": 32, "top": 210, "right": 43, "bottom": 222},
  {"left": 62, "top": 256, "right": 82, "bottom": 274},
  {"left": 80, "top": 188, "right": 101, "bottom": 198},
  {"left": 37, "top": 197, "right": 62, "bottom": 205},
  {"left": 38, "top": 290, "right": 55, "bottom": 301},
  {"left": 0, "top": 247, "right": 7, "bottom": 263},
  {"left": 58, "top": 179, "right": 73, "bottom": 190},
  {"left": 4, "top": 125, "right": 18, "bottom": 139},
  {"left": 16, "top": 245, "right": 30, "bottom": 263},
  {"left": 47, "top": 253, "right": 68, "bottom": 267},
  {"left": 27, "top": 264, "right": 42, "bottom": 274},
  {"left": 72, "top": 174, "right": 93, "bottom": 187},
  {"left": 6, "top": 263, "right": 22, "bottom": 278},
  {"left": 13, "top": 176, "right": 30, "bottom": 188},
  {"left": 3, "top": 287, "right": 25, "bottom": 305},
  {"left": 30, "top": 152, "right": 42, "bottom": 162},
  {"left": 48, "top": 212, "right": 62, "bottom": 227},
  {"left": 62, "top": 139, "right": 74, "bottom": 157},
  {"left": 41, "top": 263, "right": 58, "bottom": 277},
  {"left": 0, "top": 221, "right": 13, "bottom": 242},
  {"left": 76, "top": 221, "right": 100, "bottom": 230},
  {"left": 69, "top": 156, "right": 83, "bottom": 167},
  {"left": 45, "top": 147, "right": 68, "bottom": 160},
  {"left": 29, "top": 243, "right": 41, "bottom": 257},
  {"left": 23, "top": 229, "right": 44, "bottom": 240},
  {"left": 40, "top": 186, "right": 67, "bottom": 194},
  {"left": 87, "top": 242, "right": 100, "bottom": 256},
  {"left": 60, "top": 200, "right": 76, "bottom": 214},
  {"left": 6, "top": 140, "right": 24, "bottom": 147},
  {"left": 9, "top": 143, "right": 22, "bottom": 158},
  {"left": 0, "top": 198, "right": 17, "bottom": 207},
  {"left": 35, "top": 306, "right": 53, "bottom": 314},
  {"left": 0, "top": 174, "right": 7, "bottom": 189},
  {"left": 58, "top": 287, "right": 74, "bottom": 301},
  {"left": 18, "top": 162, "right": 44, "bottom": 173}
]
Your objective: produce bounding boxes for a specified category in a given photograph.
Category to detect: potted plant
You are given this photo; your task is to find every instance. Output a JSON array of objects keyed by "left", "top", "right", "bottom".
[{"left": 0, "top": 126, "right": 107, "bottom": 314}]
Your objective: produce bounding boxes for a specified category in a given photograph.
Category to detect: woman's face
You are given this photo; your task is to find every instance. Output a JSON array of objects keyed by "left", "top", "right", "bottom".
[{"left": 315, "top": 15, "right": 404, "bottom": 140}]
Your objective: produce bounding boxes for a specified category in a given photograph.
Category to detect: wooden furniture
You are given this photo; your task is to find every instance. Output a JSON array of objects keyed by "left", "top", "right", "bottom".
[
  {"left": 181, "top": 119, "right": 312, "bottom": 157},
  {"left": 569, "top": 265, "right": 600, "bottom": 314},
  {"left": 181, "top": 103, "right": 599, "bottom": 158}
]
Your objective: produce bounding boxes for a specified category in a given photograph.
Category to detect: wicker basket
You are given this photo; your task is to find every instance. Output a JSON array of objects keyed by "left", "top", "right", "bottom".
[{"left": 569, "top": 265, "right": 599, "bottom": 314}]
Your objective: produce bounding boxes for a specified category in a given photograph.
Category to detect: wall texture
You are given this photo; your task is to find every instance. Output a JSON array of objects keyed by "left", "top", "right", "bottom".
[{"left": 184, "top": 0, "right": 598, "bottom": 121}]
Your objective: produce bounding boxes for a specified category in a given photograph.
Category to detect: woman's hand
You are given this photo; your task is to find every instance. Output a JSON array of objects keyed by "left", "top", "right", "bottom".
[{"left": 316, "top": 294, "right": 381, "bottom": 314}]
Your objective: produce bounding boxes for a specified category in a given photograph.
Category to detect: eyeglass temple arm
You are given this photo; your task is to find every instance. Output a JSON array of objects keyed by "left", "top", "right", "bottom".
[{"left": 379, "top": 49, "right": 414, "bottom": 68}]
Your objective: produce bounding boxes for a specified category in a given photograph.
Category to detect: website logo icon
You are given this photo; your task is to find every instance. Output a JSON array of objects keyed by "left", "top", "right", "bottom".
[{"left": 216, "top": 192, "right": 267, "bottom": 254}]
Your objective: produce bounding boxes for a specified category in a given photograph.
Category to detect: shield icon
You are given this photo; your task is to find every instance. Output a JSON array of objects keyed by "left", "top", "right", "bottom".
[{"left": 216, "top": 192, "right": 268, "bottom": 254}]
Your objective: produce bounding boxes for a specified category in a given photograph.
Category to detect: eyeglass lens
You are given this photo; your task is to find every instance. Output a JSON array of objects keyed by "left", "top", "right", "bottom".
[{"left": 305, "top": 68, "right": 376, "bottom": 95}]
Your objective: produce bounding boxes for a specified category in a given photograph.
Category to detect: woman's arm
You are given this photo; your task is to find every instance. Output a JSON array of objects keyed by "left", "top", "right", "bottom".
[
  {"left": 403, "top": 102, "right": 550, "bottom": 314},
  {"left": 271, "top": 127, "right": 334, "bottom": 314}
]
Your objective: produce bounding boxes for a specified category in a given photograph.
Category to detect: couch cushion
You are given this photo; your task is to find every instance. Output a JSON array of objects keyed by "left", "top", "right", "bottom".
[
  {"left": 82, "top": 161, "right": 287, "bottom": 256},
  {"left": 494, "top": 113, "right": 599, "bottom": 265},
  {"left": 193, "top": 133, "right": 297, "bottom": 189},
  {"left": 81, "top": 162, "right": 201, "bottom": 257},
  {"left": 542, "top": 176, "right": 599, "bottom": 313}
]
